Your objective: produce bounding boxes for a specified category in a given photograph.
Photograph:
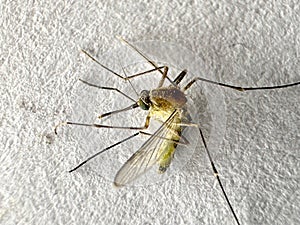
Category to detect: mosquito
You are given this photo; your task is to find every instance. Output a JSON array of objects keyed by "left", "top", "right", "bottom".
[{"left": 55, "top": 37, "right": 300, "bottom": 225}]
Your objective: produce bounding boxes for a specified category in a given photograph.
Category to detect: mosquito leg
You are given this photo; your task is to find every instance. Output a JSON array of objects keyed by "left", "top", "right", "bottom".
[
  {"left": 237, "top": 81, "right": 300, "bottom": 90},
  {"left": 67, "top": 114, "right": 150, "bottom": 130},
  {"left": 157, "top": 66, "right": 169, "bottom": 88},
  {"left": 54, "top": 122, "right": 68, "bottom": 135},
  {"left": 69, "top": 132, "right": 140, "bottom": 173},
  {"left": 79, "top": 79, "right": 136, "bottom": 102},
  {"left": 184, "top": 77, "right": 300, "bottom": 92},
  {"left": 69, "top": 130, "right": 188, "bottom": 175},
  {"left": 54, "top": 103, "right": 139, "bottom": 134},
  {"left": 81, "top": 49, "right": 126, "bottom": 80},
  {"left": 82, "top": 49, "right": 174, "bottom": 85},
  {"left": 198, "top": 125, "right": 241, "bottom": 225},
  {"left": 125, "top": 66, "right": 166, "bottom": 80},
  {"left": 55, "top": 114, "right": 151, "bottom": 134},
  {"left": 117, "top": 36, "right": 163, "bottom": 73},
  {"left": 173, "top": 69, "right": 187, "bottom": 85},
  {"left": 117, "top": 36, "right": 176, "bottom": 86}
]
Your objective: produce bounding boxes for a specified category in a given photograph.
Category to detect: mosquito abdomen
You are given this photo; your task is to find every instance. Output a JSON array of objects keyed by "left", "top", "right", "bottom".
[{"left": 157, "top": 116, "right": 182, "bottom": 173}]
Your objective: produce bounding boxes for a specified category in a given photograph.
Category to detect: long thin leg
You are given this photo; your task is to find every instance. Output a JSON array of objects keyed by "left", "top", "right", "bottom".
[
  {"left": 125, "top": 67, "right": 187, "bottom": 88},
  {"left": 158, "top": 66, "right": 169, "bottom": 88},
  {"left": 69, "top": 128, "right": 190, "bottom": 173},
  {"left": 198, "top": 126, "right": 241, "bottom": 225},
  {"left": 81, "top": 49, "right": 125, "bottom": 80},
  {"left": 79, "top": 79, "right": 136, "bottom": 102},
  {"left": 125, "top": 66, "right": 165, "bottom": 79},
  {"left": 82, "top": 49, "right": 171, "bottom": 85},
  {"left": 65, "top": 117, "right": 150, "bottom": 130},
  {"left": 69, "top": 132, "right": 140, "bottom": 172},
  {"left": 173, "top": 69, "right": 187, "bottom": 85},
  {"left": 56, "top": 115, "right": 151, "bottom": 135},
  {"left": 117, "top": 36, "right": 163, "bottom": 74},
  {"left": 54, "top": 103, "right": 140, "bottom": 134},
  {"left": 184, "top": 77, "right": 300, "bottom": 91},
  {"left": 182, "top": 73, "right": 241, "bottom": 224},
  {"left": 117, "top": 36, "right": 176, "bottom": 86}
]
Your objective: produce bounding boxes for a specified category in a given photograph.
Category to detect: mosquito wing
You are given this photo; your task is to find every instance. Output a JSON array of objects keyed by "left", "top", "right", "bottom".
[{"left": 114, "top": 110, "right": 180, "bottom": 187}]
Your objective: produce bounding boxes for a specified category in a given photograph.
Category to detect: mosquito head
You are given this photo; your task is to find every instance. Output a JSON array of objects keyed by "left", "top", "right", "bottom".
[{"left": 138, "top": 90, "right": 151, "bottom": 110}]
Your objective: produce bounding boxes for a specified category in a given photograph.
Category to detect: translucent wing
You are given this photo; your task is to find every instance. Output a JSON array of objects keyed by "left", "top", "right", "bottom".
[{"left": 114, "top": 110, "right": 180, "bottom": 187}]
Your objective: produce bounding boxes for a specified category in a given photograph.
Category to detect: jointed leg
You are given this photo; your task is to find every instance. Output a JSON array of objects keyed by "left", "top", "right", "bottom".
[
  {"left": 173, "top": 69, "right": 187, "bottom": 85},
  {"left": 68, "top": 125, "right": 190, "bottom": 173},
  {"left": 82, "top": 49, "right": 174, "bottom": 86},
  {"left": 117, "top": 36, "right": 176, "bottom": 86},
  {"left": 198, "top": 125, "right": 241, "bottom": 225},
  {"left": 184, "top": 77, "right": 300, "bottom": 92},
  {"left": 69, "top": 132, "right": 140, "bottom": 172},
  {"left": 79, "top": 79, "right": 136, "bottom": 102},
  {"left": 158, "top": 66, "right": 169, "bottom": 88},
  {"left": 55, "top": 114, "right": 151, "bottom": 135}
]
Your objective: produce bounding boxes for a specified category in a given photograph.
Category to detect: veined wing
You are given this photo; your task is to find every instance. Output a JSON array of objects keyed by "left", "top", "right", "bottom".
[{"left": 114, "top": 110, "right": 180, "bottom": 187}]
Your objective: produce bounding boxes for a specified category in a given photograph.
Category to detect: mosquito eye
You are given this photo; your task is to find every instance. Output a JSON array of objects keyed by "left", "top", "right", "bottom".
[{"left": 138, "top": 99, "right": 150, "bottom": 110}]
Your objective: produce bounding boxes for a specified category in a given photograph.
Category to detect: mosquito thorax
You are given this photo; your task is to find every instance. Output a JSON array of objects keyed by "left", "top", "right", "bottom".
[
  {"left": 138, "top": 90, "right": 151, "bottom": 110},
  {"left": 151, "top": 87, "right": 187, "bottom": 109}
]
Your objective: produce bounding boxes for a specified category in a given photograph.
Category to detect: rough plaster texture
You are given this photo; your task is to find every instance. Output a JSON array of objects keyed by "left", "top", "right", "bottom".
[{"left": 1, "top": 1, "right": 299, "bottom": 225}]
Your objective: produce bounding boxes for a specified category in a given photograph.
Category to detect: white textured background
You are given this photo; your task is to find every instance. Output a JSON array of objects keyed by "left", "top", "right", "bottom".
[{"left": 1, "top": 1, "right": 299, "bottom": 225}]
